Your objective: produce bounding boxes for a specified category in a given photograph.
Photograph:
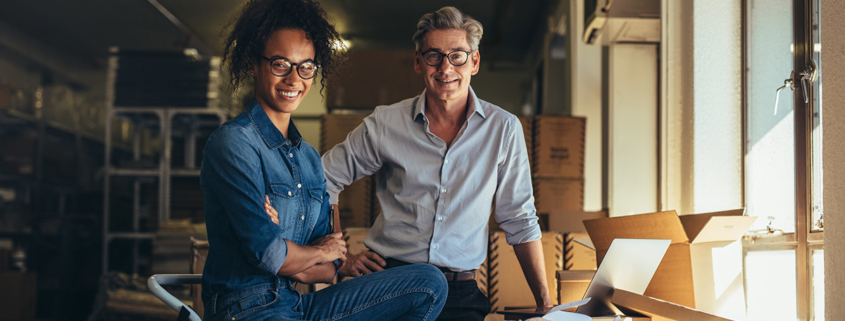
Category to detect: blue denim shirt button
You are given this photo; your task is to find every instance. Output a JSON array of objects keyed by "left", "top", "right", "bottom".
[
  {"left": 300, "top": 215, "right": 305, "bottom": 220},
  {"left": 297, "top": 183, "right": 302, "bottom": 188},
  {"left": 287, "top": 191, "right": 292, "bottom": 196},
  {"left": 289, "top": 153, "right": 293, "bottom": 158}
]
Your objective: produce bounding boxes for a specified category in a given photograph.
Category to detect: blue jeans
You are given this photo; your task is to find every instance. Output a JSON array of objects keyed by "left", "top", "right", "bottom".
[{"left": 204, "top": 264, "right": 447, "bottom": 321}]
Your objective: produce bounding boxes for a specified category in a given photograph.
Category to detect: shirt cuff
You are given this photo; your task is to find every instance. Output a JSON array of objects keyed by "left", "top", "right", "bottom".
[
  {"left": 332, "top": 259, "right": 342, "bottom": 277},
  {"left": 503, "top": 217, "right": 543, "bottom": 246},
  {"left": 259, "top": 236, "right": 289, "bottom": 275}
]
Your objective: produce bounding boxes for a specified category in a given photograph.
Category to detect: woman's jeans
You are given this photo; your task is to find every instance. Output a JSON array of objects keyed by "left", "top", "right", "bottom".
[{"left": 204, "top": 264, "right": 448, "bottom": 321}]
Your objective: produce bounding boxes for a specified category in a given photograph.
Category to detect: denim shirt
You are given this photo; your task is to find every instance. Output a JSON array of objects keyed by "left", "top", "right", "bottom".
[{"left": 200, "top": 99, "right": 332, "bottom": 304}]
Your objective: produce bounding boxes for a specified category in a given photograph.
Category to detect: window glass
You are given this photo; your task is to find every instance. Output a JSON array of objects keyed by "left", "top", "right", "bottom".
[
  {"left": 745, "top": 250, "right": 798, "bottom": 320},
  {"left": 745, "top": 0, "right": 795, "bottom": 234}
]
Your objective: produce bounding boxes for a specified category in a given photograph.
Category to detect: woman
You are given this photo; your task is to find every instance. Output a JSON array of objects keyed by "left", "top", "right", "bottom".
[{"left": 199, "top": 1, "right": 447, "bottom": 320}]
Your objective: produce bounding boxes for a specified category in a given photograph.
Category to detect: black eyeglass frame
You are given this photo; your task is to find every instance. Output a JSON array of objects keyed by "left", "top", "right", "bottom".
[
  {"left": 260, "top": 56, "right": 320, "bottom": 79},
  {"left": 418, "top": 49, "right": 475, "bottom": 67}
]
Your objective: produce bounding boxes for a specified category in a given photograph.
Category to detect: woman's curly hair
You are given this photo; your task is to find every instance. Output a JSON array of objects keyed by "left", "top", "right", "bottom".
[{"left": 222, "top": 0, "right": 345, "bottom": 95}]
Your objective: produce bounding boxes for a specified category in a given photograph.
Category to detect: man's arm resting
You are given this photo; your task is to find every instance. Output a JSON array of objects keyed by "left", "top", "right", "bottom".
[{"left": 513, "top": 240, "right": 554, "bottom": 307}]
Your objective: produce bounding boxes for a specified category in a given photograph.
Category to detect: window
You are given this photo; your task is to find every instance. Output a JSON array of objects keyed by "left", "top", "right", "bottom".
[{"left": 743, "top": 0, "right": 822, "bottom": 320}]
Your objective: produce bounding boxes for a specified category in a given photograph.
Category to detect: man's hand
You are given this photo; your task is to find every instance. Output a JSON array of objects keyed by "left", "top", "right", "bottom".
[
  {"left": 310, "top": 232, "right": 347, "bottom": 265},
  {"left": 339, "top": 250, "right": 386, "bottom": 277}
]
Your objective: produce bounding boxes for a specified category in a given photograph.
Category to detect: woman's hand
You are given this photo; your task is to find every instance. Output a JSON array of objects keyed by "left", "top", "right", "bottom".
[
  {"left": 310, "top": 232, "right": 347, "bottom": 265},
  {"left": 264, "top": 195, "right": 279, "bottom": 225}
]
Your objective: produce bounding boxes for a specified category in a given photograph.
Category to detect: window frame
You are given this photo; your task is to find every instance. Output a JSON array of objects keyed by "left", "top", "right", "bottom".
[{"left": 741, "top": 0, "right": 823, "bottom": 320}]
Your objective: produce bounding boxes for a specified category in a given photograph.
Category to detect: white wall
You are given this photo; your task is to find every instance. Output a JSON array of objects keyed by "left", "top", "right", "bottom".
[
  {"left": 691, "top": 0, "right": 744, "bottom": 214},
  {"left": 567, "top": 0, "right": 604, "bottom": 212},
  {"left": 822, "top": 0, "right": 844, "bottom": 317},
  {"left": 661, "top": 0, "right": 744, "bottom": 318}
]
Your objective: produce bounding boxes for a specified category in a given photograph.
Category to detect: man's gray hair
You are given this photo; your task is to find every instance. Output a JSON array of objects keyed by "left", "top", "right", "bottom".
[{"left": 412, "top": 6, "right": 483, "bottom": 51}]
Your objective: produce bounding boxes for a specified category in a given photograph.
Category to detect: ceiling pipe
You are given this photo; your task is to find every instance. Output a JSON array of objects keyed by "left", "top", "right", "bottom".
[{"left": 147, "top": 0, "right": 214, "bottom": 56}]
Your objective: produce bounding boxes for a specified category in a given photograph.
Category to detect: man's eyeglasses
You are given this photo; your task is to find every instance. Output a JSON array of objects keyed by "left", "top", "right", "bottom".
[
  {"left": 419, "top": 50, "right": 473, "bottom": 67},
  {"left": 260, "top": 56, "right": 320, "bottom": 79}
]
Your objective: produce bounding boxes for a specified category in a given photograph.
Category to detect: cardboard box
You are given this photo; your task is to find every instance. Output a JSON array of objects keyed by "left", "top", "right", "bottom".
[
  {"left": 611, "top": 289, "right": 732, "bottom": 321},
  {"left": 327, "top": 50, "right": 423, "bottom": 109},
  {"left": 0, "top": 272, "right": 37, "bottom": 320},
  {"left": 556, "top": 270, "right": 594, "bottom": 305},
  {"left": 476, "top": 257, "right": 489, "bottom": 297},
  {"left": 488, "top": 231, "right": 563, "bottom": 310},
  {"left": 321, "top": 114, "right": 375, "bottom": 228},
  {"left": 583, "top": 210, "right": 756, "bottom": 309},
  {"left": 320, "top": 114, "right": 368, "bottom": 154},
  {"left": 534, "top": 178, "right": 584, "bottom": 213},
  {"left": 547, "top": 211, "right": 608, "bottom": 234},
  {"left": 533, "top": 116, "right": 585, "bottom": 179},
  {"left": 337, "top": 177, "right": 373, "bottom": 228},
  {"left": 564, "top": 232, "right": 597, "bottom": 270}
]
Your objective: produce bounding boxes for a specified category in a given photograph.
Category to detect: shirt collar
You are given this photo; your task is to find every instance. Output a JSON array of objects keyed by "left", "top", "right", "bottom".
[
  {"left": 245, "top": 99, "right": 302, "bottom": 149},
  {"left": 414, "top": 86, "right": 487, "bottom": 122}
]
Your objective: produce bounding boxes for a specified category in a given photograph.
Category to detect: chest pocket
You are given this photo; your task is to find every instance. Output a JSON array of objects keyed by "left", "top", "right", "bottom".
[
  {"left": 305, "top": 187, "right": 324, "bottom": 231},
  {"left": 269, "top": 182, "right": 298, "bottom": 234}
]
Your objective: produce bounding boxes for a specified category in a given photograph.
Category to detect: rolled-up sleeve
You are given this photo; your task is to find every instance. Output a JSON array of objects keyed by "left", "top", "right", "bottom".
[
  {"left": 201, "top": 126, "right": 287, "bottom": 274},
  {"left": 494, "top": 116, "right": 542, "bottom": 245},
  {"left": 322, "top": 111, "right": 383, "bottom": 204}
]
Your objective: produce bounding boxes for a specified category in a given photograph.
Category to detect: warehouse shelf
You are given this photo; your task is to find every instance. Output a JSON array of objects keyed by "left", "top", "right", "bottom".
[{"left": 101, "top": 47, "right": 227, "bottom": 278}]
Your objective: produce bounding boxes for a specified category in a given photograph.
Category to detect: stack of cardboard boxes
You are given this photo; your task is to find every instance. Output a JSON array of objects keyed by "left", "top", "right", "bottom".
[
  {"left": 320, "top": 114, "right": 376, "bottom": 229},
  {"left": 531, "top": 116, "right": 586, "bottom": 228},
  {"left": 487, "top": 231, "right": 564, "bottom": 310}
]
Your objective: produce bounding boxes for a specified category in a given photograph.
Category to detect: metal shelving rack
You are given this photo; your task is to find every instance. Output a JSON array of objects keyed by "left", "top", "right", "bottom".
[{"left": 101, "top": 48, "right": 226, "bottom": 275}]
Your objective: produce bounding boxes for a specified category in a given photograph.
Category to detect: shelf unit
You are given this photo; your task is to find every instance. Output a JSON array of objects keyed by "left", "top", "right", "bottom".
[{"left": 101, "top": 48, "right": 226, "bottom": 275}]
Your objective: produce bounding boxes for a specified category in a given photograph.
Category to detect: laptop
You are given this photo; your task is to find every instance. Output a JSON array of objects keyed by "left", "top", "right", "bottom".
[{"left": 498, "top": 238, "right": 671, "bottom": 318}]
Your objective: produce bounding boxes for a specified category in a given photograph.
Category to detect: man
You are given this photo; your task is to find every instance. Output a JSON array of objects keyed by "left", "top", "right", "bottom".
[{"left": 323, "top": 6, "right": 552, "bottom": 320}]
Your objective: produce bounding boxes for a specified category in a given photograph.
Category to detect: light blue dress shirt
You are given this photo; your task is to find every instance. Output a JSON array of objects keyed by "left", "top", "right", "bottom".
[{"left": 322, "top": 87, "right": 541, "bottom": 272}]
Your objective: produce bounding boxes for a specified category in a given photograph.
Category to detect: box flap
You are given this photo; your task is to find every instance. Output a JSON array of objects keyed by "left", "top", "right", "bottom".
[
  {"left": 556, "top": 270, "right": 596, "bottom": 281},
  {"left": 679, "top": 209, "right": 757, "bottom": 243},
  {"left": 549, "top": 211, "right": 609, "bottom": 234},
  {"left": 583, "top": 211, "right": 688, "bottom": 251},
  {"left": 573, "top": 237, "right": 595, "bottom": 251},
  {"left": 611, "top": 289, "right": 731, "bottom": 321}
]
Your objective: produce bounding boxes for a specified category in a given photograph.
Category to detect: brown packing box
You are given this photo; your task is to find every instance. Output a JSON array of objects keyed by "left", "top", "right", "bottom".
[
  {"left": 546, "top": 211, "right": 606, "bottom": 270},
  {"left": 488, "top": 231, "right": 563, "bottom": 310},
  {"left": 0, "top": 272, "right": 37, "bottom": 320},
  {"left": 556, "top": 270, "right": 594, "bottom": 305},
  {"left": 533, "top": 178, "right": 584, "bottom": 213},
  {"left": 321, "top": 114, "right": 376, "bottom": 228},
  {"left": 679, "top": 209, "right": 756, "bottom": 316},
  {"left": 564, "top": 232, "right": 597, "bottom": 270},
  {"left": 611, "top": 289, "right": 732, "bottom": 321},
  {"left": 337, "top": 177, "right": 373, "bottom": 228},
  {"left": 583, "top": 210, "right": 756, "bottom": 309},
  {"left": 532, "top": 116, "right": 585, "bottom": 179},
  {"left": 326, "top": 50, "right": 423, "bottom": 109},
  {"left": 547, "top": 211, "right": 608, "bottom": 234},
  {"left": 320, "top": 114, "right": 368, "bottom": 154}
]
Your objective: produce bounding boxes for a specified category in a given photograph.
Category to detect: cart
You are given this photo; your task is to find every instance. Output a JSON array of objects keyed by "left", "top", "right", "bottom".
[{"left": 147, "top": 274, "right": 203, "bottom": 321}]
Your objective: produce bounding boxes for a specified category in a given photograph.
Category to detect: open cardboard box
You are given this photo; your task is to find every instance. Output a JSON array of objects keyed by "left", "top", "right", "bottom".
[
  {"left": 503, "top": 289, "right": 732, "bottom": 321},
  {"left": 582, "top": 209, "right": 756, "bottom": 313},
  {"left": 611, "top": 289, "right": 732, "bottom": 321}
]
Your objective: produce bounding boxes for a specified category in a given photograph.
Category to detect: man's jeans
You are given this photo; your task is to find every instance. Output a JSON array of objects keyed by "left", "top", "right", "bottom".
[{"left": 204, "top": 264, "right": 447, "bottom": 321}]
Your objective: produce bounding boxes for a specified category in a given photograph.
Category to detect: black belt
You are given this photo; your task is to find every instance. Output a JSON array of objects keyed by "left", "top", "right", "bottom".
[{"left": 384, "top": 258, "right": 476, "bottom": 282}]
